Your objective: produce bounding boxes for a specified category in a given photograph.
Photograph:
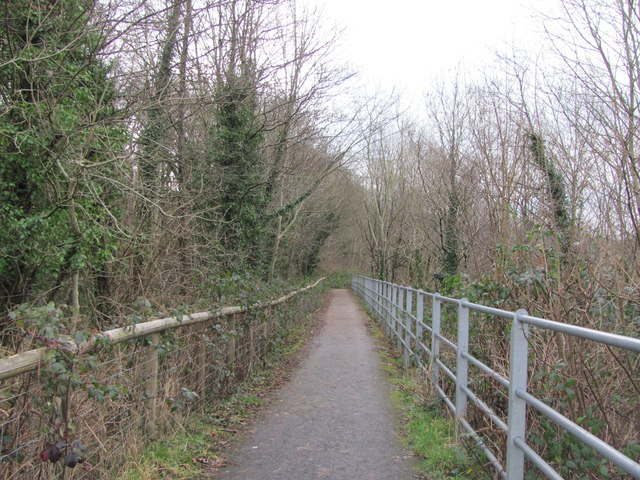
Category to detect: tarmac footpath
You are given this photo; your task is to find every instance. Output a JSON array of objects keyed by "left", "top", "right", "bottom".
[{"left": 214, "top": 288, "right": 415, "bottom": 480}]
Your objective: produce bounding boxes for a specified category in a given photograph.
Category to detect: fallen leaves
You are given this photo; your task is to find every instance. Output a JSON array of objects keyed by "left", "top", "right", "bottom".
[{"left": 193, "top": 456, "right": 228, "bottom": 469}]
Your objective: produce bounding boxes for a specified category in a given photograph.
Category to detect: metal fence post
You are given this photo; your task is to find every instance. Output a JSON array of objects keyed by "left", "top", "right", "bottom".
[
  {"left": 375, "top": 280, "right": 382, "bottom": 321},
  {"left": 385, "top": 283, "right": 391, "bottom": 332},
  {"left": 379, "top": 282, "right": 385, "bottom": 326},
  {"left": 370, "top": 278, "right": 374, "bottom": 305},
  {"left": 404, "top": 289, "right": 413, "bottom": 368},
  {"left": 455, "top": 299, "right": 470, "bottom": 440},
  {"left": 396, "top": 287, "right": 404, "bottom": 350},
  {"left": 378, "top": 282, "right": 383, "bottom": 325},
  {"left": 363, "top": 277, "right": 368, "bottom": 303},
  {"left": 379, "top": 281, "right": 384, "bottom": 322},
  {"left": 391, "top": 285, "right": 397, "bottom": 337},
  {"left": 416, "top": 290, "right": 424, "bottom": 367},
  {"left": 371, "top": 279, "right": 376, "bottom": 318},
  {"left": 506, "top": 309, "right": 529, "bottom": 480},
  {"left": 431, "top": 294, "right": 441, "bottom": 390},
  {"left": 382, "top": 283, "right": 387, "bottom": 329},
  {"left": 387, "top": 282, "right": 393, "bottom": 331}
]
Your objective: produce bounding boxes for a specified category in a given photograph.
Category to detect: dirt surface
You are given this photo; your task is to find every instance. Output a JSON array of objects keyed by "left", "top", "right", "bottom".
[{"left": 214, "top": 289, "right": 415, "bottom": 480}]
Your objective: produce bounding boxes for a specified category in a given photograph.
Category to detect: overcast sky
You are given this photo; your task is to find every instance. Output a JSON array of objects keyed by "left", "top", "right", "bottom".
[{"left": 302, "top": 0, "right": 554, "bottom": 104}]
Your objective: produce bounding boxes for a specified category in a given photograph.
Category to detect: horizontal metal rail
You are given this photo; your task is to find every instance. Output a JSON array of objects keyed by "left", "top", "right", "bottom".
[
  {"left": 352, "top": 275, "right": 640, "bottom": 480},
  {"left": 417, "top": 340, "right": 431, "bottom": 356},
  {"left": 417, "top": 320, "right": 432, "bottom": 332},
  {"left": 436, "top": 358, "right": 456, "bottom": 382},
  {"left": 461, "top": 351, "right": 510, "bottom": 388},
  {"left": 460, "top": 416, "right": 507, "bottom": 479},
  {"left": 517, "top": 389, "right": 640, "bottom": 477},
  {"left": 436, "top": 384, "right": 455, "bottom": 413},
  {"left": 461, "top": 384, "right": 508, "bottom": 432},
  {"left": 514, "top": 437, "right": 563, "bottom": 480},
  {"left": 434, "top": 331, "right": 457, "bottom": 351}
]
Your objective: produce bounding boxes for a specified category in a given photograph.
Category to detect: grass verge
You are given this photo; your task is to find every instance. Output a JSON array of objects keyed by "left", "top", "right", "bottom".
[
  {"left": 366, "top": 319, "right": 488, "bottom": 480},
  {"left": 118, "top": 286, "right": 327, "bottom": 480}
]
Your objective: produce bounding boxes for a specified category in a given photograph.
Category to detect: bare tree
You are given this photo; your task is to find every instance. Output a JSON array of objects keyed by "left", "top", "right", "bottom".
[{"left": 544, "top": 0, "right": 640, "bottom": 253}]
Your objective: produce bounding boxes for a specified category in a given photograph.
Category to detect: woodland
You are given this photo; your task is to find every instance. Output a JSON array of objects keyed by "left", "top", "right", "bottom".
[{"left": 0, "top": 0, "right": 639, "bottom": 478}]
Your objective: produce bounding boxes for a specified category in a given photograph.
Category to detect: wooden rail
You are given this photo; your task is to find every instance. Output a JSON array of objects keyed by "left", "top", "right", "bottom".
[{"left": 0, "top": 278, "right": 325, "bottom": 381}]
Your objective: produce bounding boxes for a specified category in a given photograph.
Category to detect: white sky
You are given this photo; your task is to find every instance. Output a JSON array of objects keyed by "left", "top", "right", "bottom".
[{"left": 302, "top": 0, "right": 554, "bottom": 104}]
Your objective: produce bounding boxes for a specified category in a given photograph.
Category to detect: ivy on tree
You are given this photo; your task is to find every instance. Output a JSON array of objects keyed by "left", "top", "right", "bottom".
[
  {"left": 0, "top": 0, "right": 124, "bottom": 311},
  {"left": 209, "top": 73, "right": 269, "bottom": 269}
]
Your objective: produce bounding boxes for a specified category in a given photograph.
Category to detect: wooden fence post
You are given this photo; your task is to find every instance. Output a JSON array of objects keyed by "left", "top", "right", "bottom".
[
  {"left": 145, "top": 333, "right": 160, "bottom": 436},
  {"left": 196, "top": 325, "right": 207, "bottom": 397}
]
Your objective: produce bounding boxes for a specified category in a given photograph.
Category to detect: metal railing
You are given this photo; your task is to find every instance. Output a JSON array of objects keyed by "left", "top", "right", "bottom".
[
  {"left": 352, "top": 275, "right": 640, "bottom": 480},
  {"left": 0, "top": 278, "right": 324, "bottom": 479}
]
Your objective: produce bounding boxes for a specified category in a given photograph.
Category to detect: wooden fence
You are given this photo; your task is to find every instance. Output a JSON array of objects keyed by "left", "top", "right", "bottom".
[{"left": 0, "top": 278, "right": 324, "bottom": 479}]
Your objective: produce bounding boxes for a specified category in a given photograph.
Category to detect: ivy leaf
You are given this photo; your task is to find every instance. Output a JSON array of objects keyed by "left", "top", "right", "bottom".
[
  {"left": 64, "top": 451, "right": 79, "bottom": 468},
  {"left": 180, "top": 387, "right": 200, "bottom": 401}
]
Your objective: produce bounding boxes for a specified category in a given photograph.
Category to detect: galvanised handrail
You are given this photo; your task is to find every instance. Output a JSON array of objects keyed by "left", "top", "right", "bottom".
[{"left": 351, "top": 275, "right": 640, "bottom": 480}]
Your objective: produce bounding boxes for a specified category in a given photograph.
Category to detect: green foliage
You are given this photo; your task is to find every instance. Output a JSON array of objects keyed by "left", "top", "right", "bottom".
[
  {"left": 442, "top": 191, "right": 460, "bottom": 276},
  {"left": 326, "top": 272, "right": 354, "bottom": 289},
  {"left": 136, "top": 0, "right": 183, "bottom": 204},
  {"left": 527, "top": 410, "right": 611, "bottom": 479},
  {"left": 166, "top": 387, "right": 201, "bottom": 412},
  {"left": 528, "top": 132, "right": 571, "bottom": 255},
  {"left": 208, "top": 76, "right": 268, "bottom": 268},
  {"left": 438, "top": 274, "right": 468, "bottom": 296},
  {"left": 0, "top": 0, "right": 124, "bottom": 311},
  {"left": 526, "top": 361, "right": 640, "bottom": 479},
  {"left": 8, "top": 301, "right": 124, "bottom": 472},
  {"left": 199, "top": 270, "right": 286, "bottom": 307},
  {"left": 10, "top": 303, "right": 123, "bottom": 403},
  {"left": 240, "top": 394, "right": 263, "bottom": 406},
  {"left": 409, "top": 249, "right": 427, "bottom": 288},
  {"left": 395, "top": 389, "right": 475, "bottom": 479},
  {"left": 293, "top": 211, "right": 339, "bottom": 277},
  {"left": 119, "top": 426, "right": 219, "bottom": 480}
]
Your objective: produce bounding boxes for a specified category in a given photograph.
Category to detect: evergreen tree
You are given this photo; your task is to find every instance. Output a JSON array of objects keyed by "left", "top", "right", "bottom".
[
  {"left": 208, "top": 73, "right": 268, "bottom": 269},
  {"left": 442, "top": 191, "right": 460, "bottom": 276},
  {"left": 0, "top": 0, "right": 124, "bottom": 313}
]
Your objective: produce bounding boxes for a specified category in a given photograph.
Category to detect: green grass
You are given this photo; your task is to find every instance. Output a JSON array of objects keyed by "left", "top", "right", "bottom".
[
  {"left": 324, "top": 271, "right": 355, "bottom": 289},
  {"left": 240, "top": 394, "right": 263, "bottom": 406},
  {"left": 368, "top": 320, "right": 487, "bottom": 480},
  {"left": 119, "top": 423, "right": 220, "bottom": 480}
]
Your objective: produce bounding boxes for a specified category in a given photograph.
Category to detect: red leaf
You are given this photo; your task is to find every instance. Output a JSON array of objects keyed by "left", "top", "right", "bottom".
[{"left": 39, "top": 447, "right": 51, "bottom": 463}]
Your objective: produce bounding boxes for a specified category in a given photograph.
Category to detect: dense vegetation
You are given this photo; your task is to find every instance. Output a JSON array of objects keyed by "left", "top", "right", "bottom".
[
  {"left": 0, "top": 0, "right": 638, "bottom": 478},
  {"left": 0, "top": 0, "right": 355, "bottom": 329}
]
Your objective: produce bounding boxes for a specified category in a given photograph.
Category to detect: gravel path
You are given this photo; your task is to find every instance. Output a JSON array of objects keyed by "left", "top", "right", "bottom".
[{"left": 214, "top": 288, "right": 415, "bottom": 480}]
